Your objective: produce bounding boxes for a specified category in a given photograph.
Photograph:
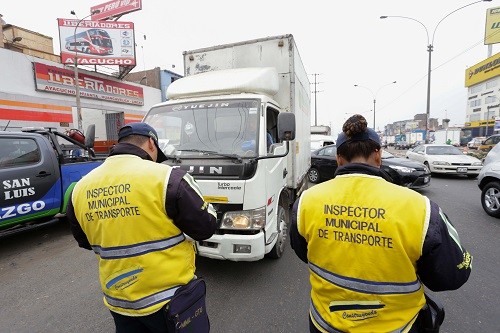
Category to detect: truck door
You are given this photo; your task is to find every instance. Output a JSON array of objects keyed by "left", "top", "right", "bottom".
[
  {"left": 0, "top": 134, "right": 60, "bottom": 227},
  {"left": 265, "top": 106, "right": 284, "bottom": 209}
]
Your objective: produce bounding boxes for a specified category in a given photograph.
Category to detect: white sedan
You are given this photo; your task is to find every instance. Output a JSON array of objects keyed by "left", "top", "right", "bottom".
[{"left": 405, "top": 144, "right": 483, "bottom": 178}]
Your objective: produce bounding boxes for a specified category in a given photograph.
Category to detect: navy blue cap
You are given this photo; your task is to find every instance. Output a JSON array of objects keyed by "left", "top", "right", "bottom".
[
  {"left": 336, "top": 127, "right": 381, "bottom": 149},
  {"left": 118, "top": 122, "right": 167, "bottom": 162}
]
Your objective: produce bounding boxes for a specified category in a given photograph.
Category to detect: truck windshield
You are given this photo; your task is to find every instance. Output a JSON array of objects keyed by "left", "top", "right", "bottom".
[{"left": 144, "top": 99, "right": 261, "bottom": 158}]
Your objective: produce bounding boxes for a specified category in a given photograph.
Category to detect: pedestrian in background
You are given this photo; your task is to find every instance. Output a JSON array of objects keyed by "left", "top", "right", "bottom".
[
  {"left": 68, "top": 122, "right": 217, "bottom": 333},
  {"left": 290, "top": 114, "right": 472, "bottom": 332}
]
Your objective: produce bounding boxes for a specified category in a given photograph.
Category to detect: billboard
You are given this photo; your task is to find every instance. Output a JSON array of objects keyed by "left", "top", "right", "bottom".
[
  {"left": 58, "top": 18, "right": 136, "bottom": 66},
  {"left": 464, "top": 52, "right": 500, "bottom": 87},
  {"left": 33, "top": 62, "right": 144, "bottom": 106},
  {"left": 91, "top": 0, "right": 142, "bottom": 21},
  {"left": 485, "top": 6, "right": 500, "bottom": 45}
]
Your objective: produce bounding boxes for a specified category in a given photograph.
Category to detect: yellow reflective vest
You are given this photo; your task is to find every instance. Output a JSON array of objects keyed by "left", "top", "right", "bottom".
[
  {"left": 297, "top": 173, "right": 428, "bottom": 333},
  {"left": 71, "top": 155, "right": 196, "bottom": 316}
]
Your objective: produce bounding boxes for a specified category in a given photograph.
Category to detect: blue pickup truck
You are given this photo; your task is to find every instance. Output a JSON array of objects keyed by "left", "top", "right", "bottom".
[{"left": 0, "top": 126, "right": 104, "bottom": 236}]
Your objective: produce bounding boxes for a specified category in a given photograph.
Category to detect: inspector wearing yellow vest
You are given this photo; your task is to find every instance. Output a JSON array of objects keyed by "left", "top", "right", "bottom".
[
  {"left": 68, "top": 123, "right": 217, "bottom": 332},
  {"left": 290, "top": 115, "right": 472, "bottom": 333}
]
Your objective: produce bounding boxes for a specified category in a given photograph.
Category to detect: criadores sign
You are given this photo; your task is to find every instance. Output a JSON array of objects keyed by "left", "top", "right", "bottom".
[{"left": 34, "top": 62, "right": 144, "bottom": 106}]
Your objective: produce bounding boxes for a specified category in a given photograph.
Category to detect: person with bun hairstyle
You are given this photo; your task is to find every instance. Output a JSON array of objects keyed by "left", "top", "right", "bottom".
[{"left": 290, "top": 114, "right": 472, "bottom": 333}]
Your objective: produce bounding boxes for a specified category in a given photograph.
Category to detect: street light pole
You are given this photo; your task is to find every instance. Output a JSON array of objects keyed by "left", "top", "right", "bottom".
[
  {"left": 70, "top": 10, "right": 99, "bottom": 131},
  {"left": 354, "top": 81, "right": 396, "bottom": 130},
  {"left": 381, "top": 0, "right": 492, "bottom": 143}
]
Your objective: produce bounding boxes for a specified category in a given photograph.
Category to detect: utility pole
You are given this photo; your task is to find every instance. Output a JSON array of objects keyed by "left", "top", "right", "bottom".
[{"left": 310, "top": 73, "right": 323, "bottom": 126}]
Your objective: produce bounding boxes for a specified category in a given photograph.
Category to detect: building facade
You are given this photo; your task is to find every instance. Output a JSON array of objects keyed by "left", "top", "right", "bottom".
[{"left": 464, "top": 52, "right": 500, "bottom": 136}]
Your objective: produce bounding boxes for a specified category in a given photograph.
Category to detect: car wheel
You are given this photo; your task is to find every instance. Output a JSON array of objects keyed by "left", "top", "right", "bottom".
[
  {"left": 481, "top": 181, "right": 500, "bottom": 218},
  {"left": 266, "top": 204, "right": 287, "bottom": 259},
  {"left": 308, "top": 167, "right": 320, "bottom": 183}
]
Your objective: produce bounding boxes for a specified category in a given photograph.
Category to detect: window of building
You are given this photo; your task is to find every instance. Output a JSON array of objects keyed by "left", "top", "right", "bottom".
[
  {"left": 486, "top": 80, "right": 497, "bottom": 89},
  {"left": 470, "top": 84, "right": 483, "bottom": 94},
  {"left": 470, "top": 99, "right": 481, "bottom": 107},
  {"left": 469, "top": 113, "right": 480, "bottom": 122},
  {"left": 485, "top": 95, "right": 498, "bottom": 104}
]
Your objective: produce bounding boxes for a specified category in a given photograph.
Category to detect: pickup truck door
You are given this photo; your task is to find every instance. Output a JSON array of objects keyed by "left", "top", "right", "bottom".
[{"left": 0, "top": 134, "right": 60, "bottom": 227}]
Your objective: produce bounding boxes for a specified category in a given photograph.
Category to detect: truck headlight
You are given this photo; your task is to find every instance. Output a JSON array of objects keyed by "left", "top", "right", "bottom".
[
  {"left": 221, "top": 207, "right": 266, "bottom": 230},
  {"left": 432, "top": 161, "right": 450, "bottom": 165},
  {"left": 389, "top": 165, "right": 416, "bottom": 173},
  {"left": 472, "top": 162, "right": 483, "bottom": 166}
]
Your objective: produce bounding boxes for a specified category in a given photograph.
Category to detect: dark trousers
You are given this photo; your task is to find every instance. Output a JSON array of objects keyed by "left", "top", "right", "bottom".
[{"left": 110, "top": 309, "right": 168, "bottom": 333}]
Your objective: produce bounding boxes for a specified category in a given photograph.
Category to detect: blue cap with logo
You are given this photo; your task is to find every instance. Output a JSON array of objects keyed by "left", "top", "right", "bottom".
[
  {"left": 336, "top": 127, "right": 381, "bottom": 149},
  {"left": 118, "top": 122, "right": 167, "bottom": 162}
]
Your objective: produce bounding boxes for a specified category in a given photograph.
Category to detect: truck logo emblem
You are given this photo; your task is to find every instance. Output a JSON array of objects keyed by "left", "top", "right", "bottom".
[{"left": 187, "top": 166, "right": 223, "bottom": 174}]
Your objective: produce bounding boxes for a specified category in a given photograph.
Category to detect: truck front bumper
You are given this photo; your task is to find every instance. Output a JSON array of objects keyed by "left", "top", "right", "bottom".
[{"left": 194, "top": 232, "right": 266, "bottom": 262}]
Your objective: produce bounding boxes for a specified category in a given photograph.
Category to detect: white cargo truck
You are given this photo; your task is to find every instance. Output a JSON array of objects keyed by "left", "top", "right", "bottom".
[
  {"left": 432, "top": 128, "right": 461, "bottom": 146},
  {"left": 143, "top": 35, "right": 311, "bottom": 261}
]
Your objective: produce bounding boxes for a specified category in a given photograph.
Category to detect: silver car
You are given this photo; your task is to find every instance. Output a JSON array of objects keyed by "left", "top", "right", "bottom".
[
  {"left": 406, "top": 144, "right": 482, "bottom": 178},
  {"left": 478, "top": 143, "right": 500, "bottom": 218}
]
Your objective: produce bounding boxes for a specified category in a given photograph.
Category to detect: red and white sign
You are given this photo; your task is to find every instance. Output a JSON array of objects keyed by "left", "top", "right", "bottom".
[
  {"left": 33, "top": 62, "right": 144, "bottom": 106},
  {"left": 58, "top": 18, "right": 136, "bottom": 66},
  {"left": 91, "top": 0, "right": 142, "bottom": 21}
]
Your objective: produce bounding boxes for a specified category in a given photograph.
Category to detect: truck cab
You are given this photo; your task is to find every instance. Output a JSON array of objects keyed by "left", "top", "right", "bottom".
[{"left": 144, "top": 67, "right": 307, "bottom": 261}]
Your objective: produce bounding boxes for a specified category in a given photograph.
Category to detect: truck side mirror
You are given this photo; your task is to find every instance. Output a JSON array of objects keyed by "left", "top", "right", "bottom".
[
  {"left": 85, "top": 124, "right": 96, "bottom": 149},
  {"left": 277, "top": 112, "right": 295, "bottom": 141}
]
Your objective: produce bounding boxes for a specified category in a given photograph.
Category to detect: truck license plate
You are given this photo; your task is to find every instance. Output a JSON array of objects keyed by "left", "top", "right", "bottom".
[{"left": 457, "top": 167, "right": 467, "bottom": 173}]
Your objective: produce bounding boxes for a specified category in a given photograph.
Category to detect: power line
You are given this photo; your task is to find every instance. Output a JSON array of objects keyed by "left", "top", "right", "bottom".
[{"left": 378, "top": 31, "right": 499, "bottom": 116}]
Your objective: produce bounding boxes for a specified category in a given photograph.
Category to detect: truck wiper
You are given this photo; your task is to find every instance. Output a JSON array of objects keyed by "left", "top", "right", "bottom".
[
  {"left": 164, "top": 154, "right": 181, "bottom": 163},
  {"left": 179, "top": 149, "right": 243, "bottom": 163}
]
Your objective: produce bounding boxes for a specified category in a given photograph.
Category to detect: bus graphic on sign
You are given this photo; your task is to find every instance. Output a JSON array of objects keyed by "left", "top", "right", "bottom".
[{"left": 65, "top": 29, "right": 113, "bottom": 55}]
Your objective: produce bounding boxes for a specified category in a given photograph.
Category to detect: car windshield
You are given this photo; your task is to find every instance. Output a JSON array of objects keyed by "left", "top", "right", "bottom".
[
  {"left": 381, "top": 150, "right": 395, "bottom": 159},
  {"left": 426, "top": 146, "right": 463, "bottom": 155}
]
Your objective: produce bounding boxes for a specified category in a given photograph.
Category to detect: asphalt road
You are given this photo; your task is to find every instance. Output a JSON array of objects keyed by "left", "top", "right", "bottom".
[{"left": 1, "top": 174, "right": 499, "bottom": 333}]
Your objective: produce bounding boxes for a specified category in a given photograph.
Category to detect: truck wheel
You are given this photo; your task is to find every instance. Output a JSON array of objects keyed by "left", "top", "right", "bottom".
[
  {"left": 481, "top": 181, "right": 500, "bottom": 218},
  {"left": 266, "top": 204, "right": 287, "bottom": 259},
  {"left": 308, "top": 168, "right": 320, "bottom": 183}
]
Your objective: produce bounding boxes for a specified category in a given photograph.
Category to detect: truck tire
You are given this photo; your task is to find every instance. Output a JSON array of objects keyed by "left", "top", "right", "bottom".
[
  {"left": 266, "top": 204, "right": 287, "bottom": 259},
  {"left": 481, "top": 181, "right": 500, "bottom": 218}
]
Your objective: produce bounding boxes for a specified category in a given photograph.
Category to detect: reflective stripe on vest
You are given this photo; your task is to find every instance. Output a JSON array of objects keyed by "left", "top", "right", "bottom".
[
  {"left": 310, "top": 301, "right": 344, "bottom": 333},
  {"left": 310, "top": 301, "right": 416, "bottom": 333},
  {"left": 309, "top": 262, "right": 421, "bottom": 295},
  {"left": 105, "top": 285, "right": 181, "bottom": 310},
  {"left": 92, "top": 233, "right": 186, "bottom": 259}
]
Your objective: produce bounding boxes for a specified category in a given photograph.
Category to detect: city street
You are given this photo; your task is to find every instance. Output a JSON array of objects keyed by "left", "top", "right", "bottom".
[{"left": 1, "top": 175, "right": 499, "bottom": 332}]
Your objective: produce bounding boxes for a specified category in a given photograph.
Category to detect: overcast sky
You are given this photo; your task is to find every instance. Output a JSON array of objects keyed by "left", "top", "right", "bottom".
[{"left": 2, "top": 0, "right": 498, "bottom": 136}]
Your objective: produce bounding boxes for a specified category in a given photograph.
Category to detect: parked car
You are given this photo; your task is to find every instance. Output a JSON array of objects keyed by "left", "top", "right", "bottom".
[
  {"left": 395, "top": 140, "right": 410, "bottom": 150},
  {"left": 478, "top": 143, "right": 500, "bottom": 217},
  {"left": 308, "top": 145, "right": 431, "bottom": 189},
  {"left": 467, "top": 136, "right": 486, "bottom": 150},
  {"left": 405, "top": 144, "right": 483, "bottom": 178},
  {"left": 478, "top": 134, "right": 500, "bottom": 152}
]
